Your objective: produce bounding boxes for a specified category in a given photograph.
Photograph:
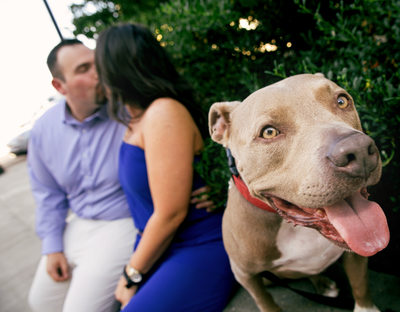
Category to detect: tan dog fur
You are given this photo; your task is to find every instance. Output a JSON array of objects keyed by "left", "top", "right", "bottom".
[{"left": 209, "top": 74, "right": 389, "bottom": 312}]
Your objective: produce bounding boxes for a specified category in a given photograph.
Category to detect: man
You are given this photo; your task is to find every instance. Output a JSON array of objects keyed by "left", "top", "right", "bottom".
[
  {"left": 27, "top": 39, "right": 134, "bottom": 312},
  {"left": 28, "top": 39, "right": 212, "bottom": 312}
]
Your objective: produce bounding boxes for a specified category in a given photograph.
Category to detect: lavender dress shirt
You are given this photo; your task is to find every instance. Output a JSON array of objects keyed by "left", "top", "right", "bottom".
[{"left": 28, "top": 99, "right": 131, "bottom": 255}]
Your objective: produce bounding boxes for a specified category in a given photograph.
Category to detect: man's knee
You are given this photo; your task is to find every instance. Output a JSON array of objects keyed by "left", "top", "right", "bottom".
[
  {"left": 27, "top": 288, "right": 39, "bottom": 311},
  {"left": 28, "top": 260, "right": 68, "bottom": 312},
  {"left": 28, "top": 286, "right": 52, "bottom": 312},
  {"left": 28, "top": 283, "right": 67, "bottom": 312}
]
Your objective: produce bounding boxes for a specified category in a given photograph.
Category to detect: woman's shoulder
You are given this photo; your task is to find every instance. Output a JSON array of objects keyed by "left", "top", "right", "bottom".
[
  {"left": 142, "top": 97, "right": 204, "bottom": 152},
  {"left": 144, "top": 97, "right": 192, "bottom": 123},
  {"left": 148, "top": 97, "right": 186, "bottom": 111}
]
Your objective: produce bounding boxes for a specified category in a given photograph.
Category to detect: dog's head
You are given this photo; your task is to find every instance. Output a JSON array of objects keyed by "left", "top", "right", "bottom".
[{"left": 209, "top": 73, "right": 389, "bottom": 257}]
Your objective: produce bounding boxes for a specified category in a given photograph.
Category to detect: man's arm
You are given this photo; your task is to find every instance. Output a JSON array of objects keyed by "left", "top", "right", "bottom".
[{"left": 28, "top": 127, "right": 70, "bottom": 281}]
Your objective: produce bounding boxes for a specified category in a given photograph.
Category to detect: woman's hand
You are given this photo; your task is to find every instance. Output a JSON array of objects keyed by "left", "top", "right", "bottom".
[
  {"left": 115, "top": 275, "right": 137, "bottom": 309},
  {"left": 191, "top": 186, "right": 216, "bottom": 212}
]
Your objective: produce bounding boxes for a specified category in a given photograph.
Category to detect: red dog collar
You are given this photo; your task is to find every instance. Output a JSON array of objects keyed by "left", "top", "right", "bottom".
[{"left": 232, "top": 175, "right": 276, "bottom": 213}]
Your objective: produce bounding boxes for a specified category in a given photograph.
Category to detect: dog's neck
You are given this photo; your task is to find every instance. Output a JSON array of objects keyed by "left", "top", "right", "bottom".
[
  {"left": 226, "top": 149, "right": 276, "bottom": 213},
  {"left": 232, "top": 175, "right": 276, "bottom": 213}
]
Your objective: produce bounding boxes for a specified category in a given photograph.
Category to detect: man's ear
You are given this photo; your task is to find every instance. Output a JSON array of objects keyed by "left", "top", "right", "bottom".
[
  {"left": 51, "top": 78, "right": 67, "bottom": 95},
  {"left": 208, "top": 101, "right": 240, "bottom": 146}
]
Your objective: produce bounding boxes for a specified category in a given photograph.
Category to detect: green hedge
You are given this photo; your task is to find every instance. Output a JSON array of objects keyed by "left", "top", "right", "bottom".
[
  {"left": 155, "top": 0, "right": 400, "bottom": 211},
  {"left": 287, "top": 0, "right": 400, "bottom": 211},
  {"left": 72, "top": 0, "right": 400, "bottom": 211}
]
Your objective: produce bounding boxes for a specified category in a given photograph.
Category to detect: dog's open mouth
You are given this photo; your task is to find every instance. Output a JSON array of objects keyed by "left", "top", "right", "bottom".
[{"left": 263, "top": 189, "right": 390, "bottom": 257}]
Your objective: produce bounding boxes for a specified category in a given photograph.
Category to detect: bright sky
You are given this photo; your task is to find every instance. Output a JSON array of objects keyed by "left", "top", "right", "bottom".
[{"left": 0, "top": 0, "right": 94, "bottom": 157}]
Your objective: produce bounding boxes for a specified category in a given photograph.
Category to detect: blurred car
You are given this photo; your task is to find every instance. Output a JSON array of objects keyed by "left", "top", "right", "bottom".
[
  {"left": 6, "top": 94, "right": 59, "bottom": 156},
  {"left": 7, "top": 129, "right": 30, "bottom": 155}
]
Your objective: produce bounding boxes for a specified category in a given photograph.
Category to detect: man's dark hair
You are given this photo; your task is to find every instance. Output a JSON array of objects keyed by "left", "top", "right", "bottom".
[{"left": 47, "top": 39, "right": 83, "bottom": 80}]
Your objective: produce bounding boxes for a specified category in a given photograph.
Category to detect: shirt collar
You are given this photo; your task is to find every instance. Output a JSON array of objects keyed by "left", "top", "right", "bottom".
[{"left": 62, "top": 99, "right": 109, "bottom": 126}]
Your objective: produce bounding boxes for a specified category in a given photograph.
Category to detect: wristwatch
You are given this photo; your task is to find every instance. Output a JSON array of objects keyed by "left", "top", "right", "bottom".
[{"left": 123, "top": 264, "right": 143, "bottom": 288}]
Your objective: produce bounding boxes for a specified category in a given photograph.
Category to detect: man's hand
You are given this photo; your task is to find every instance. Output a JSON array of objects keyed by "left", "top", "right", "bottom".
[
  {"left": 46, "top": 252, "right": 70, "bottom": 282},
  {"left": 190, "top": 186, "right": 216, "bottom": 212}
]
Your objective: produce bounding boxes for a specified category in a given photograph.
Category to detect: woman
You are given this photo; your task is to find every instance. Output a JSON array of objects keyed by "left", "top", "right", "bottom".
[{"left": 95, "top": 23, "right": 237, "bottom": 311}]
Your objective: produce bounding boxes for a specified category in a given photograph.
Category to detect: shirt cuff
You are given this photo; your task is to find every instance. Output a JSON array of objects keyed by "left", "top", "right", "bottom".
[{"left": 41, "top": 233, "right": 64, "bottom": 255}]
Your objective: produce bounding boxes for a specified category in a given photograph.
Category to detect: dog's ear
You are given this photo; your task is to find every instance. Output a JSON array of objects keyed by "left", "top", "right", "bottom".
[{"left": 208, "top": 101, "right": 240, "bottom": 146}]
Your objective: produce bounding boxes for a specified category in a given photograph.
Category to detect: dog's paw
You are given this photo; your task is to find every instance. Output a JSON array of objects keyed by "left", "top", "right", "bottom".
[
  {"left": 321, "top": 284, "right": 339, "bottom": 298},
  {"left": 353, "top": 303, "right": 380, "bottom": 312},
  {"left": 309, "top": 275, "right": 339, "bottom": 298}
]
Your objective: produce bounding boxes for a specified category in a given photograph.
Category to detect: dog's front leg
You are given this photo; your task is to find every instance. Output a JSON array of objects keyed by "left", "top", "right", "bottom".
[
  {"left": 342, "top": 252, "right": 380, "bottom": 312},
  {"left": 231, "top": 262, "right": 281, "bottom": 312}
]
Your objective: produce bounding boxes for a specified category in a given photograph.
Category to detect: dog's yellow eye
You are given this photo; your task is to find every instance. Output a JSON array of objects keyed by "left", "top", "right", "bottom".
[
  {"left": 337, "top": 95, "right": 349, "bottom": 109},
  {"left": 261, "top": 127, "right": 279, "bottom": 139}
]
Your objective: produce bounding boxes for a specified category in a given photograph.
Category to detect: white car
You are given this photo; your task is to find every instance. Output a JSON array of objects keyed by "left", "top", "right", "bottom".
[
  {"left": 6, "top": 94, "right": 59, "bottom": 156},
  {"left": 7, "top": 129, "right": 30, "bottom": 155}
]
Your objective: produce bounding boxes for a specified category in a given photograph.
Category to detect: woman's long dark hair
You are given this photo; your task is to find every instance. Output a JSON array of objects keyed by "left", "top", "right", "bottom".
[{"left": 95, "top": 23, "right": 207, "bottom": 138}]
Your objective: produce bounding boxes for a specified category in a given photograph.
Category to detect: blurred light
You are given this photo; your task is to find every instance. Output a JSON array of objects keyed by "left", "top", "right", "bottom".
[
  {"left": 239, "top": 17, "right": 259, "bottom": 30},
  {"left": 77, "top": 34, "right": 96, "bottom": 49},
  {"left": 374, "top": 35, "right": 387, "bottom": 44},
  {"left": 161, "top": 24, "right": 173, "bottom": 32},
  {"left": 258, "top": 42, "right": 278, "bottom": 52},
  {"left": 156, "top": 34, "right": 163, "bottom": 41},
  {"left": 80, "top": 2, "right": 98, "bottom": 14},
  {"left": 286, "top": 42, "right": 292, "bottom": 48},
  {"left": 230, "top": 21, "right": 235, "bottom": 27}
]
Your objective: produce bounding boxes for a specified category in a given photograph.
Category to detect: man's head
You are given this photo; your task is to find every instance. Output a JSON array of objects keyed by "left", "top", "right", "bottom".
[{"left": 47, "top": 39, "right": 104, "bottom": 121}]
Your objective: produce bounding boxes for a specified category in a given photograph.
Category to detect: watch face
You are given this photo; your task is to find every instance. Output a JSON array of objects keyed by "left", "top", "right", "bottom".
[
  {"left": 131, "top": 273, "right": 142, "bottom": 283},
  {"left": 127, "top": 267, "right": 142, "bottom": 283}
]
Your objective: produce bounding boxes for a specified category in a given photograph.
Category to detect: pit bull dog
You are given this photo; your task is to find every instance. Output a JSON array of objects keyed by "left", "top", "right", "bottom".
[{"left": 209, "top": 74, "right": 390, "bottom": 312}]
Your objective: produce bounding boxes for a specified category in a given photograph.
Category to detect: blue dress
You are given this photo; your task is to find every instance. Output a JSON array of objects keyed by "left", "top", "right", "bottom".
[{"left": 119, "top": 142, "right": 237, "bottom": 312}]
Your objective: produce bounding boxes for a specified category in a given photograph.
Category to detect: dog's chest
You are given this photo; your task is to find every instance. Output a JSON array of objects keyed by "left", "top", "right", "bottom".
[{"left": 271, "top": 221, "right": 344, "bottom": 276}]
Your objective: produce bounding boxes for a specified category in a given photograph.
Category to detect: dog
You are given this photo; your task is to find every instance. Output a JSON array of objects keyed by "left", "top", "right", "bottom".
[{"left": 208, "top": 74, "right": 390, "bottom": 312}]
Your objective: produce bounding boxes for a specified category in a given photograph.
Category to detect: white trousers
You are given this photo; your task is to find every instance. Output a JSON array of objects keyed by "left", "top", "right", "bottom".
[{"left": 28, "top": 215, "right": 136, "bottom": 312}]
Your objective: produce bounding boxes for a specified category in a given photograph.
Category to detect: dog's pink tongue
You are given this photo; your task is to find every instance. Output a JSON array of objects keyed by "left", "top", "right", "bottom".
[{"left": 324, "top": 192, "right": 389, "bottom": 257}]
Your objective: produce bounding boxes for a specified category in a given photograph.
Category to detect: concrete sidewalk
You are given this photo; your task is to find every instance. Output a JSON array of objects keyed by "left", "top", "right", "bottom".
[
  {"left": 0, "top": 155, "right": 399, "bottom": 312},
  {"left": 0, "top": 155, "right": 40, "bottom": 312}
]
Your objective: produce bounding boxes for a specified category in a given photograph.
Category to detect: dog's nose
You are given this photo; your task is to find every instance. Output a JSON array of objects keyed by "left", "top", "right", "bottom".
[{"left": 327, "top": 132, "right": 380, "bottom": 178}]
